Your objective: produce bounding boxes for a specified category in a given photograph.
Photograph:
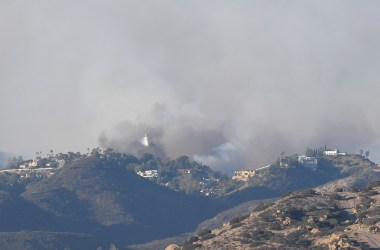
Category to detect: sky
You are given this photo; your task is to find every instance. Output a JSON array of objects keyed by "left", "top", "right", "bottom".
[{"left": 1, "top": 1, "right": 380, "bottom": 174}]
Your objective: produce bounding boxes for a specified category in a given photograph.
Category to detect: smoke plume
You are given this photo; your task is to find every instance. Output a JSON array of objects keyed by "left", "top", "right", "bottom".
[{"left": 1, "top": 1, "right": 380, "bottom": 173}]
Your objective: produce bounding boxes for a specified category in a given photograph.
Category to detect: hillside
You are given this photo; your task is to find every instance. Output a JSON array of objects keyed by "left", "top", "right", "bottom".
[
  {"left": 220, "top": 154, "right": 379, "bottom": 206},
  {"left": 0, "top": 155, "right": 223, "bottom": 248},
  {"left": 126, "top": 154, "right": 242, "bottom": 197},
  {"left": 317, "top": 154, "right": 380, "bottom": 192},
  {"left": 147, "top": 154, "right": 379, "bottom": 250},
  {"left": 0, "top": 150, "right": 378, "bottom": 249},
  {"left": 177, "top": 182, "right": 380, "bottom": 249}
]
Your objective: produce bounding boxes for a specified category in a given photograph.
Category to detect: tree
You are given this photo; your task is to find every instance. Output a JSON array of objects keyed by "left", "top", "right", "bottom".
[
  {"left": 365, "top": 151, "right": 370, "bottom": 158},
  {"left": 359, "top": 149, "right": 364, "bottom": 156},
  {"left": 6, "top": 157, "right": 18, "bottom": 169},
  {"left": 305, "top": 148, "right": 314, "bottom": 157},
  {"left": 17, "top": 156, "right": 23, "bottom": 163}
]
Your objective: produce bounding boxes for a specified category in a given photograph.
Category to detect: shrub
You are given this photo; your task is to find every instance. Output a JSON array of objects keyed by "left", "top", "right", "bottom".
[
  {"left": 260, "top": 210, "right": 276, "bottom": 222},
  {"left": 187, "top": 236, "right": 199, "bottom": 243},
  {"left": 361, "top": 196, "right": 373, "bottom": 208},
  {"left": 196, "top": 228, "right": 211, "bottom": 237},
  {"left": 200, "top": 233, "right": 216, "bottom": 241},
  {"left": 230, "top": 214, "right": 249, "bottom": 225},
  {"left": 351, "top": 188, "right": 360, "bottom": 192},
  {"left": 329, "top": 193, "right": 341, "bottom": 200},
  {"left": 239, "top": 238, "right": 252, "bottom": 244},
  {"left": 241, "top": 232, "right": 251, "bottom": 238},
  {"left": 251, "top": 230, "right": 274, "bottom": 240},
  {"left": 368, "top": 181, "right": 380, "bottom": 188},
  {"left": 270, "top": 235, "right": 287, "bottom": 244},
  {"left": 286, "top": 208, "right": 305, "bottom": 221},
  {"left": 253, "top": 202, "right": 274, "bottom": 212},
  {"left": 367, "top": 190, "right": 378, "bottom": 196},
  {"left": 268, "top": 222, "right": 282, "bottom": 230},
  {"left": 249, "top": 241, "right": 265, "bottom": 247},
  {"left": 182, "top": 244, "right": 202, "bottom": 250},
  {"left": 356, "top": 210, "right": 369, "bottom": 220},
  {"left": 231, "top": 222, "right": 242, "bottom": 229},
  {"left": 363, "top": 217, "right": 379, "bottom": 226}
]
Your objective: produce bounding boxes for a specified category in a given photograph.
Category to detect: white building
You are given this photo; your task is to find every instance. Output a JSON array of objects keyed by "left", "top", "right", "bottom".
[
  {"left": 137, "top": 170, "right": 158, "bottom": 178},
  {"left": 298, "top": 156, "right": 318, "bottom": 171},
  {"left": 324, "top": 149, "right": 338, "bottom": 156},
  {"left": 178, "top": 169, "right": 192, "bottom": 174}
]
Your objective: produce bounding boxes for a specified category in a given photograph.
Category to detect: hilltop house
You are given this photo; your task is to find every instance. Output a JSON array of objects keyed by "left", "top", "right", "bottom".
[
  {"left": 232, "top": 170, "right": 256, "bottom": 181},
  {"left": 324, "top": 149, "right": 338, "bottom": 156},
  {"left": 19, "top": 160, "right": 38, "bottom": 169},
  {"left": 178, "top": 169, "right": 192, "bottom": 174},
  {"left": 137, "top": 170, "right": 158, "bottom": 178},
  {"left": 324, "top": 149, "right": 347, "bottom": 156},
  {"left": 298, "top": 156, "right": 318, "bottom": 171}
]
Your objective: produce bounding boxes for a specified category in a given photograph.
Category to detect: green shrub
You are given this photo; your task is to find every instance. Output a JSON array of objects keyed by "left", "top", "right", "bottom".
[
  {"left": 286, "top": 208, "right": 305, "bottom": 221},
  {"left": 239, "top": 238, "right": 252, "bottom": 244},
  {"left": 253, "top": 202, "right": 274, "bottom": 212},
  {"left": 363, "top": 217, "right": 379, "bottom": 226},
  {"left": 251, "top": 230, "right": 274, "bottom": 240},
  {"left": 200, "top": 233, "right": 216, "bottom": 241},
  {"left": 241, "top": 232, "right": 251, "bottom": 238},
  {"left": 356, "top": 210, "right": 369, "bottom": 219},
  {"left": 367, "top": 190, "right": 378, "bottom": 196},
  {"left": 231, "top": 222, "right": 242, "bottom": 229},
  {"left": 268, "top": 222, "right": 282, "bottom": 230},
  {"left": 270, "top": 235, "right": 287, "bottom": 244},
  {"left": 182, "top": 244, "right": 202, "bottom": 250},
  {"left": 230, "top": 214, "right": 249, "bottom": 225},
  {"left": 329, "top": 193, "right": 341, "bottom": 200},
  {"left": 260, "top": 210, "right": 276, "bottom": 222},
  {"left": 196, "top": 228, "right": 211, "bottom": 237},
  {"left": 368, "top": 181, "right": 380, "bottom": 188},
  {"left": 187, "top": 236, "right": 199, "bottom": 243},
  {"left": 249, "top": 241, "right": 265, "bottom": 247}
]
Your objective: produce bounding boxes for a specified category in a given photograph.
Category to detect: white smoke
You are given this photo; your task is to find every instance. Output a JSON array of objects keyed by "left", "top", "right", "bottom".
[
  {"left": 2, "top": 1, "right": 380, "bottom": 169},
  {"left": 141, "top": 132, "right": 149, "bottom": 147}
]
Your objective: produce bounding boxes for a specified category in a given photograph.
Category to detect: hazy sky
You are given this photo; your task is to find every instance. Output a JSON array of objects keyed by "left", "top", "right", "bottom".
[{"left": 1, "top": 1, "right": 380, "bottom": 173}]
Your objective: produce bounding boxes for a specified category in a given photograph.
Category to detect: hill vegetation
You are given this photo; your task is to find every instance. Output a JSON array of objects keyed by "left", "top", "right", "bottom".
[
  {"left": 178, "top": 183, "right": 380, "bottom": 249},
  {"left": 0, "top": 148, "right": 378, "bottom": 249}
]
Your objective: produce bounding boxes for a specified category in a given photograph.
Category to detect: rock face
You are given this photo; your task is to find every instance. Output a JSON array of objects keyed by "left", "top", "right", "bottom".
[
  {"left": 179, "top": 188, "right": 375, "bottom": 249},
  {"left": 165, "top": 244, "right": 181, "bottom": 250}
]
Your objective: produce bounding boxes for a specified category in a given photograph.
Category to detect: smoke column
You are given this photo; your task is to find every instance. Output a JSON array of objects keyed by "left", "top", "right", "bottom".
[
  {"left": 1, "top": 2, "right": 380, "bottom": 174},
  {"left": 141, "top": 133, "right": 149, "bottom": 147}
]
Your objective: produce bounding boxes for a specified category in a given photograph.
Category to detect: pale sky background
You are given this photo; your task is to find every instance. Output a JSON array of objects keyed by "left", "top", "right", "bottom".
[{"left": 1, "top": 1, "right": 380, "bottom": 173}]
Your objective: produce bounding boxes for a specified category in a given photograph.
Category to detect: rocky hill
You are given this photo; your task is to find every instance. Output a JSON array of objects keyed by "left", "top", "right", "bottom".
[{"left": 177, "top": 182, "right": 380, "bottom": 249}]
